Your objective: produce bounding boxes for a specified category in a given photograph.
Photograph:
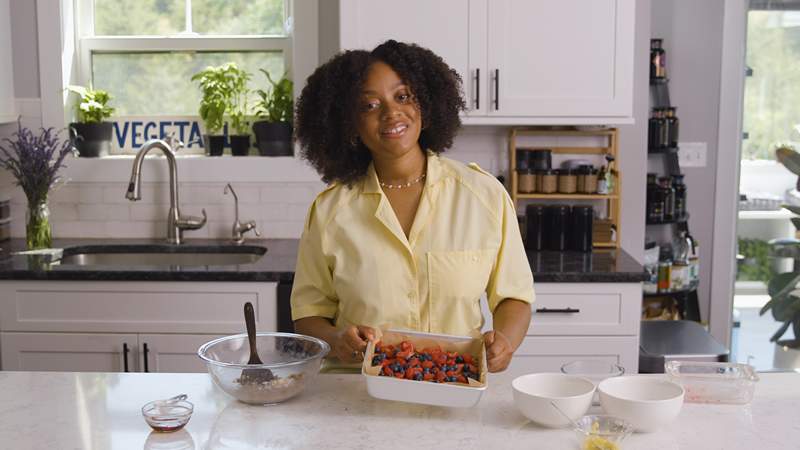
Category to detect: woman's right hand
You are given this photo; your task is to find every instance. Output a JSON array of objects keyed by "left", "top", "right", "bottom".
[{"left": 331, "top": 325, "right": 376, "bottom": 362}]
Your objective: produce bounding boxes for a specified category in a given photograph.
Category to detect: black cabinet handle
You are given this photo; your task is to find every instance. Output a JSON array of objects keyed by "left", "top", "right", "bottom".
[
  {"left": 474, "top": 69, "right": 480, "bottom": 110},
  {"left": 123, "top": 343, "right": 129, "bottom": 372},
  {"left": 143, "top": 343, "right": 150, "bottom": 373},
  {"left": 494, "top": 69, "right": 500, "bottom": 110},
  {"left": 535, "top": 307, "right": 580, "bottom": 314}
]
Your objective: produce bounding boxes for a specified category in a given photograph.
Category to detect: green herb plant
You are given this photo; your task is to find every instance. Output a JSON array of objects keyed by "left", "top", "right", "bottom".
[
  {"left": 760, "top": 145, "right": 800, "bottom": 344},
  {"left": 66, "top": 85, "right": 115, "bottom": 123},
  {"left": 191, "top": 63, "right": 251, "bottom": 135},
  {"left": 254, "top": 70, "right": 293, "bottom": 123}
]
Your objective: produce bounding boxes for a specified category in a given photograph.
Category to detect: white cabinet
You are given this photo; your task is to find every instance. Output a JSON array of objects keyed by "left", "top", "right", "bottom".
[
  {"left": 0, "top": 281, "right": 277, "bottom": 373},
  {"left": 139, "top": 333, "right": 224, "bottom": 373},
  {"left": 0, "top": 0, "right": 16, "bottom": 123},
  {"left": 493, "top": 282, "right": 642, "bottom": 374},
  {"left": 339, "top": 0, "right": 635, "bottom": 124},
  {"left": 1, "top": 332, "right": 137, "bottom": 372}
]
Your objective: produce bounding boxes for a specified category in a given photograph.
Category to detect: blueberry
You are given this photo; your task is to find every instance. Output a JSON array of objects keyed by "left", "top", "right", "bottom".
[
  {"left": 414, "top": 372, "right": 423, "bottom": 381},
  {"left": 423, "top": 367, "right": 430, "bottom": 374},
  {"left": 371, "top": 356, "right": 382, "bottom": 365},
  {"left": 455, "top": 356, "right": 464, "bottom": 364}
]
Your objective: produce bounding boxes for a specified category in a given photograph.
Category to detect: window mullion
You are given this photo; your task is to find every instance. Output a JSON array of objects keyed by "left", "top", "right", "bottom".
[
  {"left": 83, "top": 36, "right": 289, "bottom": 52},
  {"left": 185, "top": 0, "right": 193, "bottom": 34}
]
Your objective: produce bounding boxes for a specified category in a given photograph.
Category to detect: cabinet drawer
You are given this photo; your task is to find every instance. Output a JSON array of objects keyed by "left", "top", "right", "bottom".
[
  {"left": 528, "top": 285, "right": 640, "bottom": 336},
  {"left": 0, "top": 281, "right": 276, "bottom": 334},
  {"left": 506, "top": 336, "right": 639, "bottom": 376}
]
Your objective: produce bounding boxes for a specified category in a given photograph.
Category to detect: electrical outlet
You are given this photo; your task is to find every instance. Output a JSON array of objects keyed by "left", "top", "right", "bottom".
[{"left": 678, "top": 142, "right": 707, "bottom": 167}]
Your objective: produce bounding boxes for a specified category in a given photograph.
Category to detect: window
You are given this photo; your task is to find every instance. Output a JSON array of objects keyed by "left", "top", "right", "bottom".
[
  {"left": 76, "top": 0, "right": 290, "bottom": 154},
  {"left": 742, "top": 10, "right": 800, "bottom": 161}
]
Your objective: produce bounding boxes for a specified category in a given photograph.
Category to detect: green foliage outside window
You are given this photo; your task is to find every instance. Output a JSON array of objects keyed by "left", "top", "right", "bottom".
[{"left": 737, "top": 238, "right": 777, "bottom": 282}]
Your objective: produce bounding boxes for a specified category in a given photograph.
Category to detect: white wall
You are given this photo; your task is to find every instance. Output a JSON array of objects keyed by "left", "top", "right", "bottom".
[{"left": 650, "top": 0, "right": 726, "bottom": 322}]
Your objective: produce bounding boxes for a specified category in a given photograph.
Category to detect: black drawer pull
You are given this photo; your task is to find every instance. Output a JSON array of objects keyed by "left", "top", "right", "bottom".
[
  {"left": 536, "top": 307, "right": 580, "bottom": 314},
  {"left": 494, "top": 69, "right": 500, "bottom": 110},
  {"left": 143, "top": 343, "right": 150, "bottom": 373},
  {"left": 474, "top": 68, "right": 480, "bottom": 110},
  {"left": 123, "top": 343, "right": 130, "bottom": 372}
]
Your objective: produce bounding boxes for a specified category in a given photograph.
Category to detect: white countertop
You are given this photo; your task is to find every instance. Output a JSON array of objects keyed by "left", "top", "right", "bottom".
[{"left": 0, "top": 370, "right": 798, "bottom": 449}]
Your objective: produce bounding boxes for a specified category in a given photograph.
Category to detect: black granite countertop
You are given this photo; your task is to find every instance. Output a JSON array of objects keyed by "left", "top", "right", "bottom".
[
  {"left": 0, "top": 238, "right": 647, "bottom": 283},
  {"left": 0, "top": 238, "right": 297, "bottom": 282}
]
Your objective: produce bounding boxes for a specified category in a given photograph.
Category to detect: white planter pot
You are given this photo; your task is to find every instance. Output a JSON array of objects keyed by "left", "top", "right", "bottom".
[{"left": 773, "top": 340, "right": 800, "bottom": 369}]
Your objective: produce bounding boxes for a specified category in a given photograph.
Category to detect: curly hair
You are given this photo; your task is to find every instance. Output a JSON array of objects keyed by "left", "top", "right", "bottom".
[{"left": 295, "top": 40, "right": 466, "bottom": 185}]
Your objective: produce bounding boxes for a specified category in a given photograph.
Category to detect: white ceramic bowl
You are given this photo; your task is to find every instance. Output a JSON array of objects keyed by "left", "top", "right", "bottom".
[
  {"left": 512, "top": 373, "right": 595, "bottom": 428},
  {"left": 598, "top": 376, "right": 684, "bottom": 432}
]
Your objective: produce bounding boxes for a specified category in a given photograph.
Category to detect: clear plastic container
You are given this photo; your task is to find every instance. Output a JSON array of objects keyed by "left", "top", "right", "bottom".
[{"left": 665, "top": 360, "right": 759, "bottom": 404}]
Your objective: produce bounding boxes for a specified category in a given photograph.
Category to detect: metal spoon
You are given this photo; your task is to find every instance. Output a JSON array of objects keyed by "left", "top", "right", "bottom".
[
  {"left": 154, "top": 394, "right": 188, "bottom": 406},
  {"left": 549, "top": 400, "right": 583, "bottom": 432}
]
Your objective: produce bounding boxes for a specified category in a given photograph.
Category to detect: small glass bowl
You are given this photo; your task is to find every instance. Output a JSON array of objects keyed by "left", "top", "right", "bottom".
[
  {"left": 574, "top": 414, "right": 633, "bottom": 449},
  {"left": 142, "top": 399, "right": 194, "bottom": 432},
  {"left": 561, "top": 360, "right": 625, "bottom": 383}
]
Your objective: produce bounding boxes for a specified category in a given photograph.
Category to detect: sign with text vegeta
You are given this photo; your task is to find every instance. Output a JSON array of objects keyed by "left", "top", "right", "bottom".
[{"left": 111, "top": 117, "right": 246, "bottom": 153}]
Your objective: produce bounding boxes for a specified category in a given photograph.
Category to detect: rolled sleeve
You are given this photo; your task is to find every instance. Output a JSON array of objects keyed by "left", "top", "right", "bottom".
[
  {"left": 486, "top": 190, "right": 535, "bottom": 312},
  {"left": 290, "top": 201, "right": 339, "bottom": 321}
]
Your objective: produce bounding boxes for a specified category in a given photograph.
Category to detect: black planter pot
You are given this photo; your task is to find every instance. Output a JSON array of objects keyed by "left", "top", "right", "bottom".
[
  {"left": 230, "top": 135, "right": 251, "bottom": 156},
  {"left": 69, "top": 122, "right": 113, "bottom": 157},
  {"left": 252, "top": 121, "right": 293, "bottom": 156},
  {"left": 203, "top": 135, "right": 225, "bottom": 156}
]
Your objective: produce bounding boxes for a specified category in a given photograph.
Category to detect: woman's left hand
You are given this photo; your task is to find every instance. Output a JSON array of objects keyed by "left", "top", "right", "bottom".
[{"left": 483, "top": 329, "right": 514, "bottom": 372}]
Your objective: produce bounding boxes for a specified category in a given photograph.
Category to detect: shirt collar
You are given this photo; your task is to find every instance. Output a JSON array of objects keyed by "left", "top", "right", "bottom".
[{"left": 361, "top": 150, "right": 444, "bottom": 195}]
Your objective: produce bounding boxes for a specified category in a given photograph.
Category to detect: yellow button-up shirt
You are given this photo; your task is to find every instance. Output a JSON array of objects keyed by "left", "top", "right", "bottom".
[{"left": 290, "top": 152, "right": 535, "bottom": 337}]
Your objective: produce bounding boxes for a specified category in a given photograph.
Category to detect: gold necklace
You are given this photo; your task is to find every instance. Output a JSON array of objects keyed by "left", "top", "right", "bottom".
[{"left": 379, "top": 173, "right": 426, "bottom": 189}]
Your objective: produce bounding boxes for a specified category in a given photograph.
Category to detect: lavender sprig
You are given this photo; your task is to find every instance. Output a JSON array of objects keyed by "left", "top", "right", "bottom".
[{"left": 0, "top": 120, "right": 74, "bottom": 206}]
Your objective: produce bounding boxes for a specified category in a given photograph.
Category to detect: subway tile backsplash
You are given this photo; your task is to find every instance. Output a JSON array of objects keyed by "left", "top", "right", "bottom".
[{"left": 1, "top": 119, "right": 507, "bottom": 240}]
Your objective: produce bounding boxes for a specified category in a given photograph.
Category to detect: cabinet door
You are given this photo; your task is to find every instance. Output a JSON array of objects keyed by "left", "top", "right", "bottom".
[
  {"left": 0, "top": 0, "right": 15, "bottom": 123},
  {"left": 139, "top": 334, "right": 224, "bottom": 373},
  {"left": 0, "top": 332, "right": 138, "bottom": 372},
  {"left": 339, "top": 0, "right": 488, "bottom": 115},
  {"left": 486, "top": 0, "right": 634, "bottom": 118},
  {"left": 506, "top": 336, "right": 639, "bottom": 376}
]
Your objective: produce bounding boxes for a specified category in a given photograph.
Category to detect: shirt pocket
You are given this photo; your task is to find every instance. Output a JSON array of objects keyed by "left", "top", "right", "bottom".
[{"left": 427, "top": 249, "right": 496, "bottom": 335}]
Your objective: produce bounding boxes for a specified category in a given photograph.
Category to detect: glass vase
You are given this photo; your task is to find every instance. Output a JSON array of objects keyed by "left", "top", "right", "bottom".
[{"left": 26, "top": 200, "right": 52, "bottom": 250}]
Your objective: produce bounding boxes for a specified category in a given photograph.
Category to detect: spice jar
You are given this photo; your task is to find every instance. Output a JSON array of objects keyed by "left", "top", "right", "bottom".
[
  {"left": 584, "top": 168, "right": 598, "bottom": 194},
  {"left": 557, "top": 169, "right": 577, "bottom": 194},
  {"left": 518, "top": 168, "right": 536, "bottom": 194},
  {"left": 538, "top": 169, "right": 557, "bottom": 194}
]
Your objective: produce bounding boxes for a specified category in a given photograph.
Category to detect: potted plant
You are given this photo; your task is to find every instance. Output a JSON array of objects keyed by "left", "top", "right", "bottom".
[
  {"left": 0, "top": 121, "right": 74, "bottom": 249},
  {"left": 761, "top": 145, "right": 800, "bottom": 368},
  {"left": 253, "top": 70, "right": 293, "bottom": 156},
  {"left": 66, "top": 85, "right": 115, "bottom": 157},
  {"left": 191, "top": 63, "right": 251, "bottom": 156}
]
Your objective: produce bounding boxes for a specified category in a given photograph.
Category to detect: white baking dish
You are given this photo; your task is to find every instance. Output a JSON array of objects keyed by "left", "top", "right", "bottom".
[{"left": 361, "top": 330, "right": 487, "bottom": 408}]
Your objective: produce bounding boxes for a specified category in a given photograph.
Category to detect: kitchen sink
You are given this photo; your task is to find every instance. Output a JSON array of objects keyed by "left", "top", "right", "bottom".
[{"left": 57, "top": 244, "right": 266, "bottom": 267}]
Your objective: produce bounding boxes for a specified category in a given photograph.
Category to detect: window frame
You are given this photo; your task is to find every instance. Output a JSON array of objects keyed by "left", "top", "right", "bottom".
[{"left": 73, "top": 0, "right": 293, "bottom": 113}]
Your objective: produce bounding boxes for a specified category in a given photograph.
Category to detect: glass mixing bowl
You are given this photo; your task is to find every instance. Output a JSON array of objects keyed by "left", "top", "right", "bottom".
[{"left": 198, "top": 332, "right": 330, "bottom": 405}]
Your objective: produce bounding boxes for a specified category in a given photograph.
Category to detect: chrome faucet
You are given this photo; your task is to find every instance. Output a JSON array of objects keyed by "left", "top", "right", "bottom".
[
  {"left": 224, "top": 183, "right": 260, "bottom": 245},
  {"left": 125, "top": 138, "right": 207, "bottom": 244}
]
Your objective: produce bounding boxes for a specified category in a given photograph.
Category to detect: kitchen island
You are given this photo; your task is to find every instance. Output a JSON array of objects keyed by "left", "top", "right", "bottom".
[{"left": 0, "top": 370, "right": 796, "bottom": 449}]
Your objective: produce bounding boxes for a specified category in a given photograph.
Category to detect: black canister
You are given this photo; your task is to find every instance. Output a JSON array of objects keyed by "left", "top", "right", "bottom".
[
  {"left": 525, "top": 204, "right": 545, "bottom": 251},
  {"left": 529, "top": 149, "right": 552, "bottom": 171},
  {"left": 570, "top": 206, "right": 594, "bottom": 252},
  {"left": 543, "top": 205, "right": 570, "bottom": 251}
]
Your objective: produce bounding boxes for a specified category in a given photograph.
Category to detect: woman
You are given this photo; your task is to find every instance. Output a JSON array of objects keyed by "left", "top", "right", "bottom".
[{"left": 291, "top": 40, "right": 534, "bottom": 372}]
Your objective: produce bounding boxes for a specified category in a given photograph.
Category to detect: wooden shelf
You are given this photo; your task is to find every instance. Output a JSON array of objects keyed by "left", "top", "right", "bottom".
[
  {"left": 517, "top": 146, "right": 611, "bottom": 155},
  {"left": 509, "top": 127, "right": 621, "bottom": 250},
  {"left": 517, "top": 193, "right": 619, "bottom": 200},
  {"left": 593, "top": 242, "right": 617, "bottom": 248},
  {"left": 514, "top": 128, "right": 616, "bottom": 137}
]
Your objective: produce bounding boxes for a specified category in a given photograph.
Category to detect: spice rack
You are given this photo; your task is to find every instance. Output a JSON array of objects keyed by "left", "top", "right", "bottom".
[
  {"left": 508, "top": 127, "right": 621, "bottom": 249},
  {"left": 646, "top": 38, "right": 700, "bottom": 321}
]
